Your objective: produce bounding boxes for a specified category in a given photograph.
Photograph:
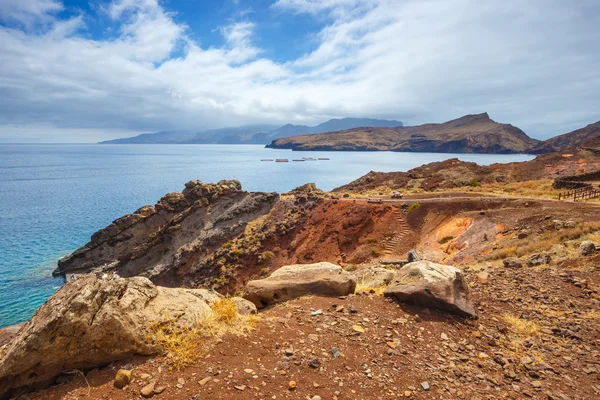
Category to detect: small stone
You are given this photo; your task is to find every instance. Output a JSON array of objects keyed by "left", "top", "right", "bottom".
[
  {"left": 289, "top": 381, "right": 297, "bottom": 390},
  {"left": 308, "top": 334, "right": 319, "bottom": 342},
  {"left": 404, "top": 390, "right": 412, "bottom": 397},
  {"left": 503, "top": 257, "right": 522, "bottom": 269},
  {"left": 114, "top": 369, "right": 132, "bottom": 389},
  {"left": 520, "top": 356, "right": 534, "bottom": 365},
  {"left": 420, "top": 381, "right": 430, "bottom": 391},
  {"left": 476, "top": 271, "right": 489, "bottom": 284},
  {"left": 234, "top": 385, "right": 246, "bottom": 391},
  {"left": 352, "top": 325, "right": 365, "bottom": 333},
  {"left": 309, "top": 358, "right": 321, "bottom": 369},
  {"left": 440, "top": 333, "right": 448, "bottom": 341},
  {"left": 154, "top": 386, "right": 166, "bottom": 394},
  {"left": 312, "top": 396, "right": 322, "bottom": 400},
  {"left": 310, "top": 310, "right": 323, "bottom": 316},
  {"left": 331, "top": 347, "right": 341, "bottom": 358},
  {"left": 177, "top": 377, "right": 185, "bottom": 385},
  {"left": 199, "top": 377, "right": 212, "bottom": 386},
  {"left": 244, "top": 368, "right": 254, "bottom": 374},
  {"left": 140, "top": 382, "right": 156, "bottom": 398},
  {"left": 284, "top": 348, "right": 295, "bottom": 356},
  {"left": 386, "top": 341, "right": 397, "bottom": 349}
]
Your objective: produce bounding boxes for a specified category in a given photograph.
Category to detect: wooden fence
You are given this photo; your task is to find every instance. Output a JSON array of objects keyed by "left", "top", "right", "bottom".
[
  {"left": 574, "top": 189, "right": 600, "bottom": 201},
  {"left": 559, "top": 186, "right": 600, "bottom": 201}
]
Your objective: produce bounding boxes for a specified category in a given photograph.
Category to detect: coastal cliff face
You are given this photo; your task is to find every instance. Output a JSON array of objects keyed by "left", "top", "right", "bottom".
[
  {"left": 267, "top": 113, "right": 553, "bottom": 154},
  {"left": 54, "top": 180, "right": 279, "bottom": 285},
  {"left": 53, "top": 182, "right": 417, "bottom": 292}
]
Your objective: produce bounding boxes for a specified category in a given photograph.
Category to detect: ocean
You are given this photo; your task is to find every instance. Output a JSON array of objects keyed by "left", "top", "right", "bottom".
[{"left": 0, "top": 144, "right": 534, "bottom": 327}]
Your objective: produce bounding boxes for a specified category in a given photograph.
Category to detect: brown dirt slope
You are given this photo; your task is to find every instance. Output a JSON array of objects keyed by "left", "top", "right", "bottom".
[
  {"left": 334, "top": 147, "right": 600, "bottom": 193},
  {"left": 267, "top": 113, "right": 551, "bottom": 154},
  {"left": 545, "top": 120, "right": 600, "bottom": 150},
  {"left": 26, "top": 259, "right": 600, "bottom": 400}
]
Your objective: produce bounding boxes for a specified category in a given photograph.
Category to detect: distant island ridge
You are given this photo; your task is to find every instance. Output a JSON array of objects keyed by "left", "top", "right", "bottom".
[
  {"left": 100, "top": 113, "right": 600, "bottom": 155},
  {"left": 99, "top": 118, "right": 404, "bottom": 145}
]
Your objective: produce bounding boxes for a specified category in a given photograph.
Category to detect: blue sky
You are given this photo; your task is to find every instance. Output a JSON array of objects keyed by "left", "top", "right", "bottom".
[{"left": 0, "top": 0, "right": 599, "bottom": 142}]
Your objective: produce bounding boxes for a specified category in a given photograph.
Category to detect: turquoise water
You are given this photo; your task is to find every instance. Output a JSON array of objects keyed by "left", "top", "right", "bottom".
[{"left": 0, "top": 144, "right": 534, "bottom": 327}]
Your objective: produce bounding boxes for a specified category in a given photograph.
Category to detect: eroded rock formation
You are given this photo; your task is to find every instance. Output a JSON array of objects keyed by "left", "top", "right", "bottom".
[{"left": 54, "top": 180, "right": 279, "bottom": 285}]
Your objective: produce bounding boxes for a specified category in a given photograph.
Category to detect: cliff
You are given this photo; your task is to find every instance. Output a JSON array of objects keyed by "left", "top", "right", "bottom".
[
  {"left": 267, "top": 113, "right": 553, "bottom": 154},
  {"left": 54, "top": 180, "right": 279, "bottom": 284}
]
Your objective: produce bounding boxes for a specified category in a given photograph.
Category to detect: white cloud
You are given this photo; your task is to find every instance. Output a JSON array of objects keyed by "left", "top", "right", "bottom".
[
  {"left": 220, "top": 21, "right": 260, "bottom": 63},
  {"left": 0, "top": 0, "right": 63, "bottom": 27},
  {"left": 1, "top": 0, "right": 600, "bottom": 141}
]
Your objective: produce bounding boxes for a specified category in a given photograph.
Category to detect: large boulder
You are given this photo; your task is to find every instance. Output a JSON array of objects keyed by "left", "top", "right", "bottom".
[
  {"left": 244, "top": 262, "right": 357, "bottom": 308},
  {"left": 384, "top": 261, "right": 477, "bottom": 318},
  {"left": 579, "top": 240, "right": 598, "bottom": 257},
  {"left": 0, "top": 274, "right": 240, "bottom": 399}
]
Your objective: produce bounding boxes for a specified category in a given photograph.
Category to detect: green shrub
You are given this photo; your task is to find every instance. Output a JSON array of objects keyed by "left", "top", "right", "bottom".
[
  {"left": 438, "top": 236, "right": 454, "bottom": 244},
  {"left": 468, "top": 179, "right": 481, "bottom": 187},
  {"left": 408, "top": 203, "right": 420, "bottom": 212}
]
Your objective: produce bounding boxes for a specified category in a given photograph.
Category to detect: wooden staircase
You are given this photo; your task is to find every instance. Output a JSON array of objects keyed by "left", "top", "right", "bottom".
[{"left": 383, "top": 207, "right": 410, "bottom": 256}]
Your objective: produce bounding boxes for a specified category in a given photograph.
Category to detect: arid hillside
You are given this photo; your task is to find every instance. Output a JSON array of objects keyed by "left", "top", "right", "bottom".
[
  {"left": 545, "top": 120, "right": 600, "bottom": 150},
  {"left": 334, "top": 147, "right": 600, "bottom": 193},
  {"left": 267, "top": 113, "right": 552, "bottom": 154}
]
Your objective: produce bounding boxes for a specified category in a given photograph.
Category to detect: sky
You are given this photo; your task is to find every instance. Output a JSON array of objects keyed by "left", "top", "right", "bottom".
[{"left": 0, "top": 0, "right": 599, "bottom": 143}]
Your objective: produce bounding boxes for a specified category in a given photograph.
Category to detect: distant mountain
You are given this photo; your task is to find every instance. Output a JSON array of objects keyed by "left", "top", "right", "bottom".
[
  {"left": 99, "top": 118, "right": 403, "bottom": 145},
  {"left": 100, "top": 130, "right": 196, "bottom": 144},
  {"left": 180, "top": 125, "right": 279, "bottom": 144},
  {"left": 267, "top": 113, "right": 553, "bottom": 154},
  {"left": 544, "top": 120, "right": 600, "bottom": 150}
]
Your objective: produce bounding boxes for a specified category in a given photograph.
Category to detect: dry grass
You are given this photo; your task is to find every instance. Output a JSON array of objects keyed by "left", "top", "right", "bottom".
[
  {"left": 354, "top": 274, "right": 390, "bottom": 296},
  {"left": 500, "top": 313, "right": 545, "bottom": 364},
  {"left": 149, "top": 298, "right": 257, "bottom": 369},
  {"left": 355, "top": 281, "right": 387, "bottom": 296},
  {"left": 502, "top": 313, "right": 540, "bottom": 337},
  {"left": 486, "top": 220, "right": 600, "bottom": 260}
]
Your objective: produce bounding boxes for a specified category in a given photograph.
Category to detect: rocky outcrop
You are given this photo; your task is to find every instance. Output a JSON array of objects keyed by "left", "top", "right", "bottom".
[
  {"left": 384, "top": 261, "right": 476, "bottom": 318},
  {"left": 54, "top": 180, "right": 279, "bottom": 285},
  {"left": 244, "top": 262, "right": 357, "bottom": 308},
  {"left": 285, "top": 183, "right": 325, "bottom": 202},
  {"left": 0, "top": 274, "right": 248, "bottom": 399}
]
